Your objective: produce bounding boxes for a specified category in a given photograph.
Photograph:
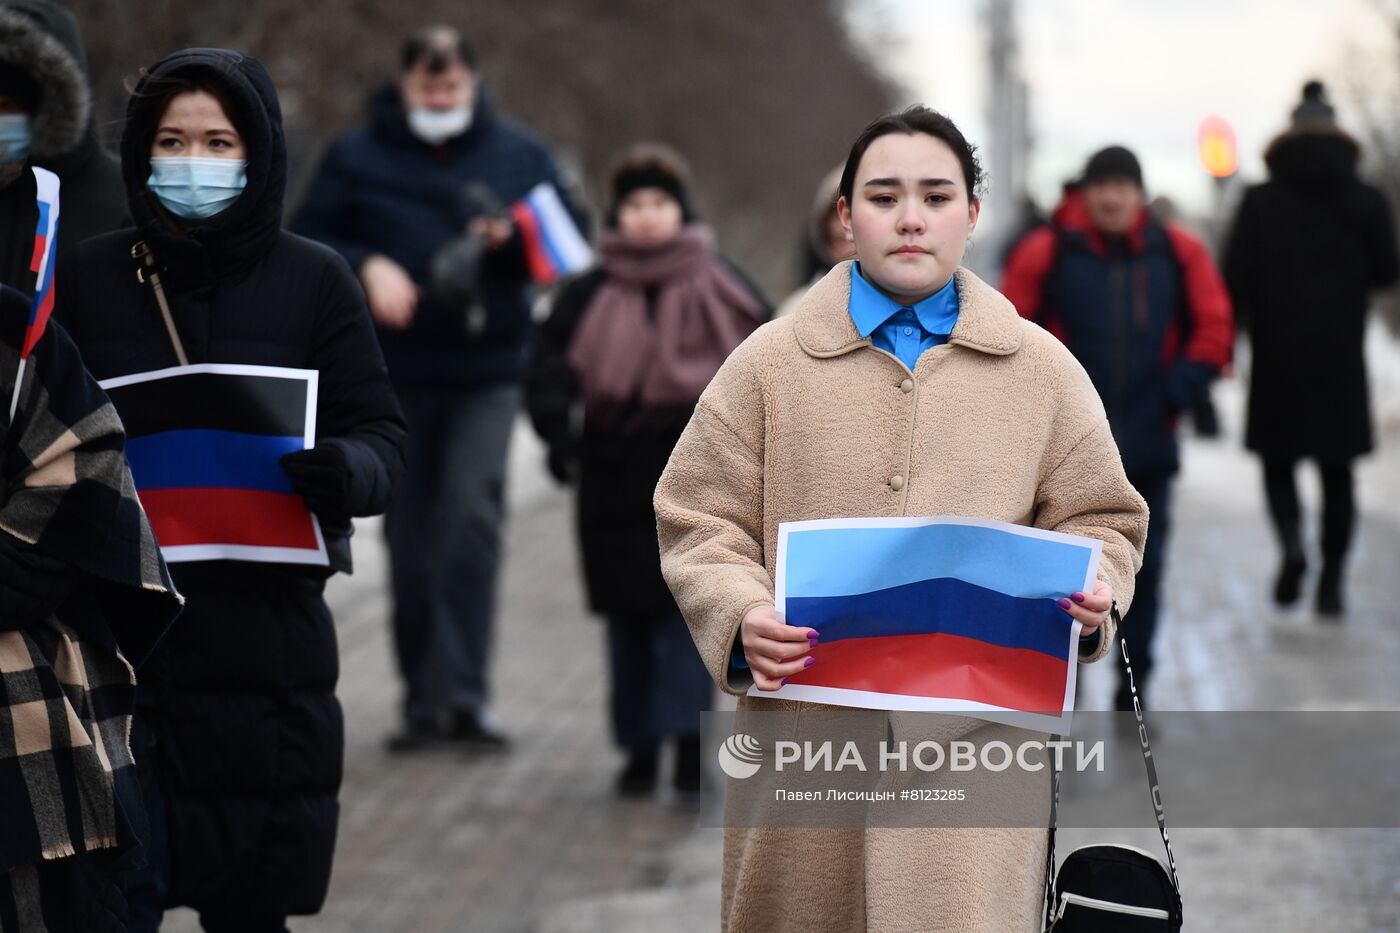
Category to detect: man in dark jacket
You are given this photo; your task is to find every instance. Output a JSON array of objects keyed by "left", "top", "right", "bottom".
[
  {"left": 0, "top": 0, "right": 127, "bottom": 250},
  {"left": 295, "top": 25, "right": 582, "bottom": 750},
  {"left": 1002, "top": 147, "right": 1234, "bottom": 709},
  {"left": 1224, "top": 82, "right": 1399, "bottom": 618}
]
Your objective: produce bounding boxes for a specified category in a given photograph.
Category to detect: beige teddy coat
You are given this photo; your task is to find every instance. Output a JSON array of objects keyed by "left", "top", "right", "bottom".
[{"left": 655, "top": 262, "right": 1149, "bottom": 932}]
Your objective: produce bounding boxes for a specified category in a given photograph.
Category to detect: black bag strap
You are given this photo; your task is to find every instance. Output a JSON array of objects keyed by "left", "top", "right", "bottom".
[
  {"left": 1043, "top": 609, "right": 1183, "bottom": 928},
  {"left": 131, "top": 240, "right": 189, "bottom": 366}
]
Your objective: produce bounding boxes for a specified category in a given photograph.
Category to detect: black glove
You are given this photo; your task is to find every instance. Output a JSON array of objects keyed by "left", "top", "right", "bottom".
[
  {"left": 280, "top": 442, "right": 351, "bottom": 517},
  {"left": 0, "top": 535, "right": 77, "bottom": 630},
  {"left": 546, "top": 444, "right": 578, "bottom": 486}
]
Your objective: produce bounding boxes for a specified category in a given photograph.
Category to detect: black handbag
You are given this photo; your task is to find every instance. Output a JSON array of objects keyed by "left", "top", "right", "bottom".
[{"left": 1043, "top": 613, "right": 1184, "bottom": 931}]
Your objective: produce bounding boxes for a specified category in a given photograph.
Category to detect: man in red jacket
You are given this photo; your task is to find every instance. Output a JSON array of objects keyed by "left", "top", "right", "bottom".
[{"left": 1002, "top": 146, "right": 1233, "bottom": 709}]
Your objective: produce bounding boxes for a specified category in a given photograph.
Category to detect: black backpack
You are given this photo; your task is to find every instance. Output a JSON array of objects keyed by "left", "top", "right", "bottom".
[{"left": 1043, "top": 618, "right": 1184, "bottom": 931}]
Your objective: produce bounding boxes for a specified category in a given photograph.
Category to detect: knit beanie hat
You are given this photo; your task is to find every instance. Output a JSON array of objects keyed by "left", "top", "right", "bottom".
[
  {"left": 1083, "top": 145, "right": 1143, "bottom": 188},
  {"left": 607, "top": 142, "right": 694, "bottom": 225},
  {"left": 1290, "top": 80, "right": 1336, "bottom": 128}
]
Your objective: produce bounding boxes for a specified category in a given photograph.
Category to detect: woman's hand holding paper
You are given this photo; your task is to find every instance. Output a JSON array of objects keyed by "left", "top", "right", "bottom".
[{"left": 741, "top": 605, "right": 819, "bottom": 691}]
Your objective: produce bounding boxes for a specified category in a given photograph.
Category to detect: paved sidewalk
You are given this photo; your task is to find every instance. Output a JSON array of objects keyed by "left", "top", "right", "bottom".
[{"left": 160, "top": 373, "right": 1400, "bottom": 932}]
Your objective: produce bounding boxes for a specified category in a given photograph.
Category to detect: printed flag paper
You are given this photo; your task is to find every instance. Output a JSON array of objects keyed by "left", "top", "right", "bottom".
[
  {"left": 510, "top": 181, "right": 593, "bottom": 285},
  {"left": 99, "top": 363, "right": 327, "bottom": 565},
  {"left": 758, "top": 516, "right": 1103, "bottom": 732}
]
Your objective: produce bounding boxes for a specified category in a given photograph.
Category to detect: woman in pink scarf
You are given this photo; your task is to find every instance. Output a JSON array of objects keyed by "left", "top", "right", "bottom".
[{"left": 527, "top": 144, "right": 768, "bottom": 797}]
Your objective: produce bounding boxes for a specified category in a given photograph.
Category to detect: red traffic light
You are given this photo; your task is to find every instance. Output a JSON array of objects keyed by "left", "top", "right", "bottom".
[{"left": 1198, "top": 115, "right": 1238, "bottom": 178}]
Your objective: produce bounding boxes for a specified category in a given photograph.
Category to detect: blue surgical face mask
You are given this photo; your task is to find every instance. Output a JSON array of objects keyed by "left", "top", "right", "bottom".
[
  {"left": 147, "top": 156, "right": 248, "bottom": 220},
  {"left": 0, "top": 113, "right": 31, "bottom": 164}
]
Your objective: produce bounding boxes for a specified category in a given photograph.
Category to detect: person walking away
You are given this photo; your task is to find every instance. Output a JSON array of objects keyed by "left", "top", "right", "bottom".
[
  {"left": 55, "top": 48, "right": 405, "bottom": 933},
  {"left": 527, "top": 144, "right": 767, "bottom": 796},
  {"left": 1223, "top": 80, "right": 1399, "bottom": 617},
  {"left": 294, "top": 25, "right": 584, "bottom": 750},
  {"left": 1001, "top": 145, "right": 1233, "bottom": 710}
]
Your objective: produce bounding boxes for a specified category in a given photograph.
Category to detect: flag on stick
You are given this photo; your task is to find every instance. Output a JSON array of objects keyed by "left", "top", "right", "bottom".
[
  {"left": 510, "top": 182, "right": 592, "bottom": 285},
  {"left": 7, "top": 166, "right": 60, "bottom": 422}
]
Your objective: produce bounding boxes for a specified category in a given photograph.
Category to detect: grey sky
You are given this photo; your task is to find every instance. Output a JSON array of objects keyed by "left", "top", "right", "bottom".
[{"left": 850, "top": 0, "right": 1392, "bottom": 223}]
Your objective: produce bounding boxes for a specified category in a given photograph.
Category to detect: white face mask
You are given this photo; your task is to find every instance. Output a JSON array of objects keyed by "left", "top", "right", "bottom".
[
  {"left": 407, "top": 105, "right": 472, "bottom": 145},
  {"left": 147, "top": 156, "right": 248, "bottom": 220}
]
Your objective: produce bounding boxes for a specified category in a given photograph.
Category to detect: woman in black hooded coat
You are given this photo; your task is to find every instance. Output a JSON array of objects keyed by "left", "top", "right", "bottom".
[
  {"left": 55, "top": 49, "right": 405, "bottom": 932},
  {"left": 1224, "top": 81, "right": 1399, "bottom": 617}
]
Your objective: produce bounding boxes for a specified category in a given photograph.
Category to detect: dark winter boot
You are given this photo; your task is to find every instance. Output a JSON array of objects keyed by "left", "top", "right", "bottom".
[
  {"left": 617, "top": 748, "right": 659, "bottom": 797},
  {"left": 447, "top": 707, "right": 510, "bottom": 750},
  {"left": 1315, "top": 561, "right": 1344, "bottom": 619},
  {"left": 1273, "top": 541, "right": 1307, "bottom": 607},
  {"left": 673, "top": 734, "right": 702, "bottom": 794}
]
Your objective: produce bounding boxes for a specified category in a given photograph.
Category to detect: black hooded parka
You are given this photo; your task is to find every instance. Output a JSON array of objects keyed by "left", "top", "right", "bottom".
[
  {"left": 0, "top": 0, "right": 128, "bottom": 247},
  {"left": 1225, "top": 126, "right": 1400, "bottom": 459},
  {"left": 55, "top": 49, "right": 405, "bottom": 917}
]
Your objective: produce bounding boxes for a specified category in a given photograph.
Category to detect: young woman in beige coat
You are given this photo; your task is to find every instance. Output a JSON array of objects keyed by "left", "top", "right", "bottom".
[{"left": 655, "top": 108, "right": 1149, "bottom": 931}]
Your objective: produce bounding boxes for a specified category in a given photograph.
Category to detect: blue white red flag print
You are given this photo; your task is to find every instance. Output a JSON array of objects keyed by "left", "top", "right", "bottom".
[{"left": 759, "top": 516, "right": 1103, "bottom": 732}]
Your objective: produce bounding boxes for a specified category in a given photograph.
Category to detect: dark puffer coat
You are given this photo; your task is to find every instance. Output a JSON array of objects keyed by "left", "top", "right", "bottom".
[
  {"left": 2, "top": 0, "right": 126, "bottom": 292},
  {"left": 1001, "top": 189, "right": 1235, "bottom": 477},
  {"left": 1224, "top": 127, "right": 1399, "bottom": 459},
  {"left": 0, "top": 0, "right": 128, "bottom": 248},
  {"left": 293, "top": 85, "right": 580, "bottom": 391},
  {"left": 54, "top": 49, "right": 405, "bottom": 917}
]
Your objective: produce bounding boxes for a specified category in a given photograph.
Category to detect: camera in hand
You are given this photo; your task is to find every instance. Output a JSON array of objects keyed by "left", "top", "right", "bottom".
[{"left": 429, "top": 181, "right": 503, "bottom": 336}]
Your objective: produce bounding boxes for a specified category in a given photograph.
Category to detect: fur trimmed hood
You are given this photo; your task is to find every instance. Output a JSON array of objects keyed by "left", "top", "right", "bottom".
[
  {"left": 1264, "top": 124, "right": 1360, "bottom": 193},
  {"left": 0, "top": 4, "right": 87, "bottom": 158}
]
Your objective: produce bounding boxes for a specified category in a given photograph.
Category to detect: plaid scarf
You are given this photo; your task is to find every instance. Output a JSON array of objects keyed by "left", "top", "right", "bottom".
[{"left": 0, "top": 284, "right": 180, "bottom": 928}]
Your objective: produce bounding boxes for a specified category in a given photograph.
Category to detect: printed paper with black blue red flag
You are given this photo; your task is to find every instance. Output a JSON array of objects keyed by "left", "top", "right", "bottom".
[{"left": 98, "top": 363, "right": 327, "bottom": 565}]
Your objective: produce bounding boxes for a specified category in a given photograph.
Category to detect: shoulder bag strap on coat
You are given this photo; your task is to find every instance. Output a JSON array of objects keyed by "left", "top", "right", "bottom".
[
  {"left": 1043, "top": 608, "right": 1183, "bottom": 928},
  {"left": 130, "top": 240, "right": 189, "bottom": 366}
]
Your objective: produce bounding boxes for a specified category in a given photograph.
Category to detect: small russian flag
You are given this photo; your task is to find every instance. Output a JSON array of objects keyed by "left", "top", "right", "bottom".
[
  {"left": 765, "top": 516, "right": 1103, "bottom": 732},
  {"left": 24, "top": 167, "right": 59, "bottom": 359},
  {"left": 7, "top": 167, "right": 60, "bottom": 422},
  {"left": 510, "top": 182, "right": 592, "bottom": 285}
]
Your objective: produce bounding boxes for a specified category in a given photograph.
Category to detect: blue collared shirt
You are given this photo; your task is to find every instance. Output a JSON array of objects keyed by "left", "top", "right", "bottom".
[{"left": 848, "top": 262, "right": 960, "bottom": 372}]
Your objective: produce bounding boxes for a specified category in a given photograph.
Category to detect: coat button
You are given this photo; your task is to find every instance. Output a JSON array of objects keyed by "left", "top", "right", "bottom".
[
  {"left": 900, "top": 378, "right": 914, "bottom": 394},
  {"left": 890, "top": 474, "right": 905, "bottom": 491}
]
